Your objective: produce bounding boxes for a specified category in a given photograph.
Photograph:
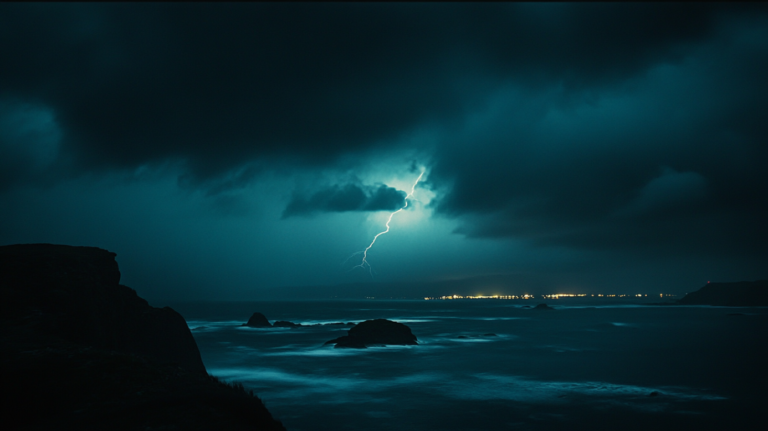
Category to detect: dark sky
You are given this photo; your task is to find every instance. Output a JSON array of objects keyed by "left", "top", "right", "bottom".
[{"left": 1, "top": 3, "right": 766, "bottom": 301}]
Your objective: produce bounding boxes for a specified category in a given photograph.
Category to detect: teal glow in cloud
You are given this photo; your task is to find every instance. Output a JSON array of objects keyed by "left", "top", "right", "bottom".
[{"left": 347, "top": 169, "right": 425, "bottom": 278}]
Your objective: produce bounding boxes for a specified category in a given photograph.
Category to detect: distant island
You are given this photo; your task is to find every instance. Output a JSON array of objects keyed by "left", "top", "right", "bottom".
[
  {"left": 0, "top": 244, "right": 285, "bottom": 431},
  {"left": 676, "top": 280, "right": 768, "bottom": 306}
]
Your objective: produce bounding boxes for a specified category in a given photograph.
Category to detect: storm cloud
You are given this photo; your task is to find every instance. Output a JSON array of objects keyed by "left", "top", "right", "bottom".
[
  {"left": 1, "top": 3, "right": 762, "bottom": 184},
  {"left": 282, "top": 183, "right": 406, "bottom": 218},
  {"left": 1, "top": 3, "right": 766, "bottom": 298}
]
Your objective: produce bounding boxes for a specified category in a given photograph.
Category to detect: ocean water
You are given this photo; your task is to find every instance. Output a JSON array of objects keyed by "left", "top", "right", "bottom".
[{"left": 168, "top": 299, "right": 768, "bottom": 431}]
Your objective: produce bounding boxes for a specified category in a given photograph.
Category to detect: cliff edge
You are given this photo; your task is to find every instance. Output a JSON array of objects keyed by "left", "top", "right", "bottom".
[{"left": 0, "top": 243, "right": 285, "bottom": 431}]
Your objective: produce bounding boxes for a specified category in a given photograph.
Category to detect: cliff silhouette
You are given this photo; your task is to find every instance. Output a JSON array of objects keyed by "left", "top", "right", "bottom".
[
  {"left": 677, "top": 280, "right": 768, "bottom": 306},
  {"left": 0, "top": 244, "right": 285, "bottom": 431}
]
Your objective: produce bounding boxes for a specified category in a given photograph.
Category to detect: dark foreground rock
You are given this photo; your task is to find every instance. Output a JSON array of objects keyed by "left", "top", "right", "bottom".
[
  {"left": 324, "top": 318, "right": 418, "bottom": 348},
  {"left": 0, "top": 244, "right": 285, "bottom": 431},
  {"left": 676, "top": 280, "right": 768, "bottom": 306}
]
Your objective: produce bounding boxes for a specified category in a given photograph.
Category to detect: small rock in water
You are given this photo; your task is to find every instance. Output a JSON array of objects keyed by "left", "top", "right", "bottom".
[{"left": 243, "top": 312, "right": 271, "bottom": 327}]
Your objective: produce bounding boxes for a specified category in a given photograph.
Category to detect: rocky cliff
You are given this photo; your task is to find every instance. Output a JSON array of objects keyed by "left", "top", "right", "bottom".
[
  {"left": 677, "top": 280, "right": 768, "bottom": 306},
  {"left": 0, "top": 243, "right": 285, "bottom": 430}
]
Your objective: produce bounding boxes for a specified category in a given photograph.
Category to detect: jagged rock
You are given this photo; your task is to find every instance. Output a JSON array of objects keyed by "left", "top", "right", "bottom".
[
  {"left": 677, "top": 281, "right": 768, "bottom": 306},
  {"left": 324, "top": 318, "right": 418, "bottom": 349},
  {"left": 273, "top": 320, "right": 302, "bottom": 327},
  {"left": 533, "top": 303, "right": 555, "bottom": 310},
  {"left": 244, "top": 312, "right": 272, "bottom": 327}
]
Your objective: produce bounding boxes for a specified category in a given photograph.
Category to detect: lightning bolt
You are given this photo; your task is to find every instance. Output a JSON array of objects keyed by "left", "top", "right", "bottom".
[{"left": 349, "top": 169, "right": 425, "bottom": 277}]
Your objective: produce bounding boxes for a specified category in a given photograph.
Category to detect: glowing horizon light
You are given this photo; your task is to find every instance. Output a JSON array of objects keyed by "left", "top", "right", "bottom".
[
  {"left": 423, "top": 292, "right": 678, "bottom": 300},
  {"left": 348, "top": 169, "right": 425, "bottom": 278}
]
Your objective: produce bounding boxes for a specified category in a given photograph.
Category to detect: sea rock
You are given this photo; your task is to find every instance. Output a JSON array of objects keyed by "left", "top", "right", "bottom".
[
  {"left": 324, "top": 318, "right": 418, "bottom": 349},
  {"left": 244, "top": 312, "right": 272, "bottom": 327},
  {"left": 0, "top": 243, "right": 285, "bottom": 430},
  {"left": 533, "top": 303, "right": 555, "bottom": 310},
  {"left": 273, "top": 320, "right": 302, "bottom": 327},
  {"left": 676, "top": 281, "right": 768, "bottom": 306}
]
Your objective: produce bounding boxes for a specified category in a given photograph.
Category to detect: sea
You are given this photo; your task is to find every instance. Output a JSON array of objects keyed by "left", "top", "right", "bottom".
[{"left": 167, "top": 299, "right": 768, "bottom": 431}]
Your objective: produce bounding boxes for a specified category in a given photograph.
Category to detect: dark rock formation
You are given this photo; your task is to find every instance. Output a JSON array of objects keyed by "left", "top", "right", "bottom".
[
  {"left": 244, "top": 314, "right": 356, "bottom": 328},
  {"left": 1, "top": 243, "right": 285, "bottom": 431},
  {"left": 533, "top": 303, "right": 555, "bottom": 310},
  {"left": 0, "top": 243, "right": 205, "bottom": 373},
  {"left": 677, "top": 280, "right": 768, "bottom": 306},
  {"left": 273, "top": 320, "right": 302, "bottom": 327},
  {"left": 324, "top": 318, "right": 418, "bottom": 349},
  {"left": 244, "top": 312, "right": 272, "bottom": 327}
]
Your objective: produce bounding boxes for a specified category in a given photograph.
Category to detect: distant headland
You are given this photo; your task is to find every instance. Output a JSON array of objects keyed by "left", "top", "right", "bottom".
[{"left": 676, "top": 280, "right": 768, "bottom": 306}]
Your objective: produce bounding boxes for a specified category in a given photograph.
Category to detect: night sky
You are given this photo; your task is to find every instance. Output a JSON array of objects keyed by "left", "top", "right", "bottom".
[{"left": 1, "top": 3, "right": 766, "bottom": 301}]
